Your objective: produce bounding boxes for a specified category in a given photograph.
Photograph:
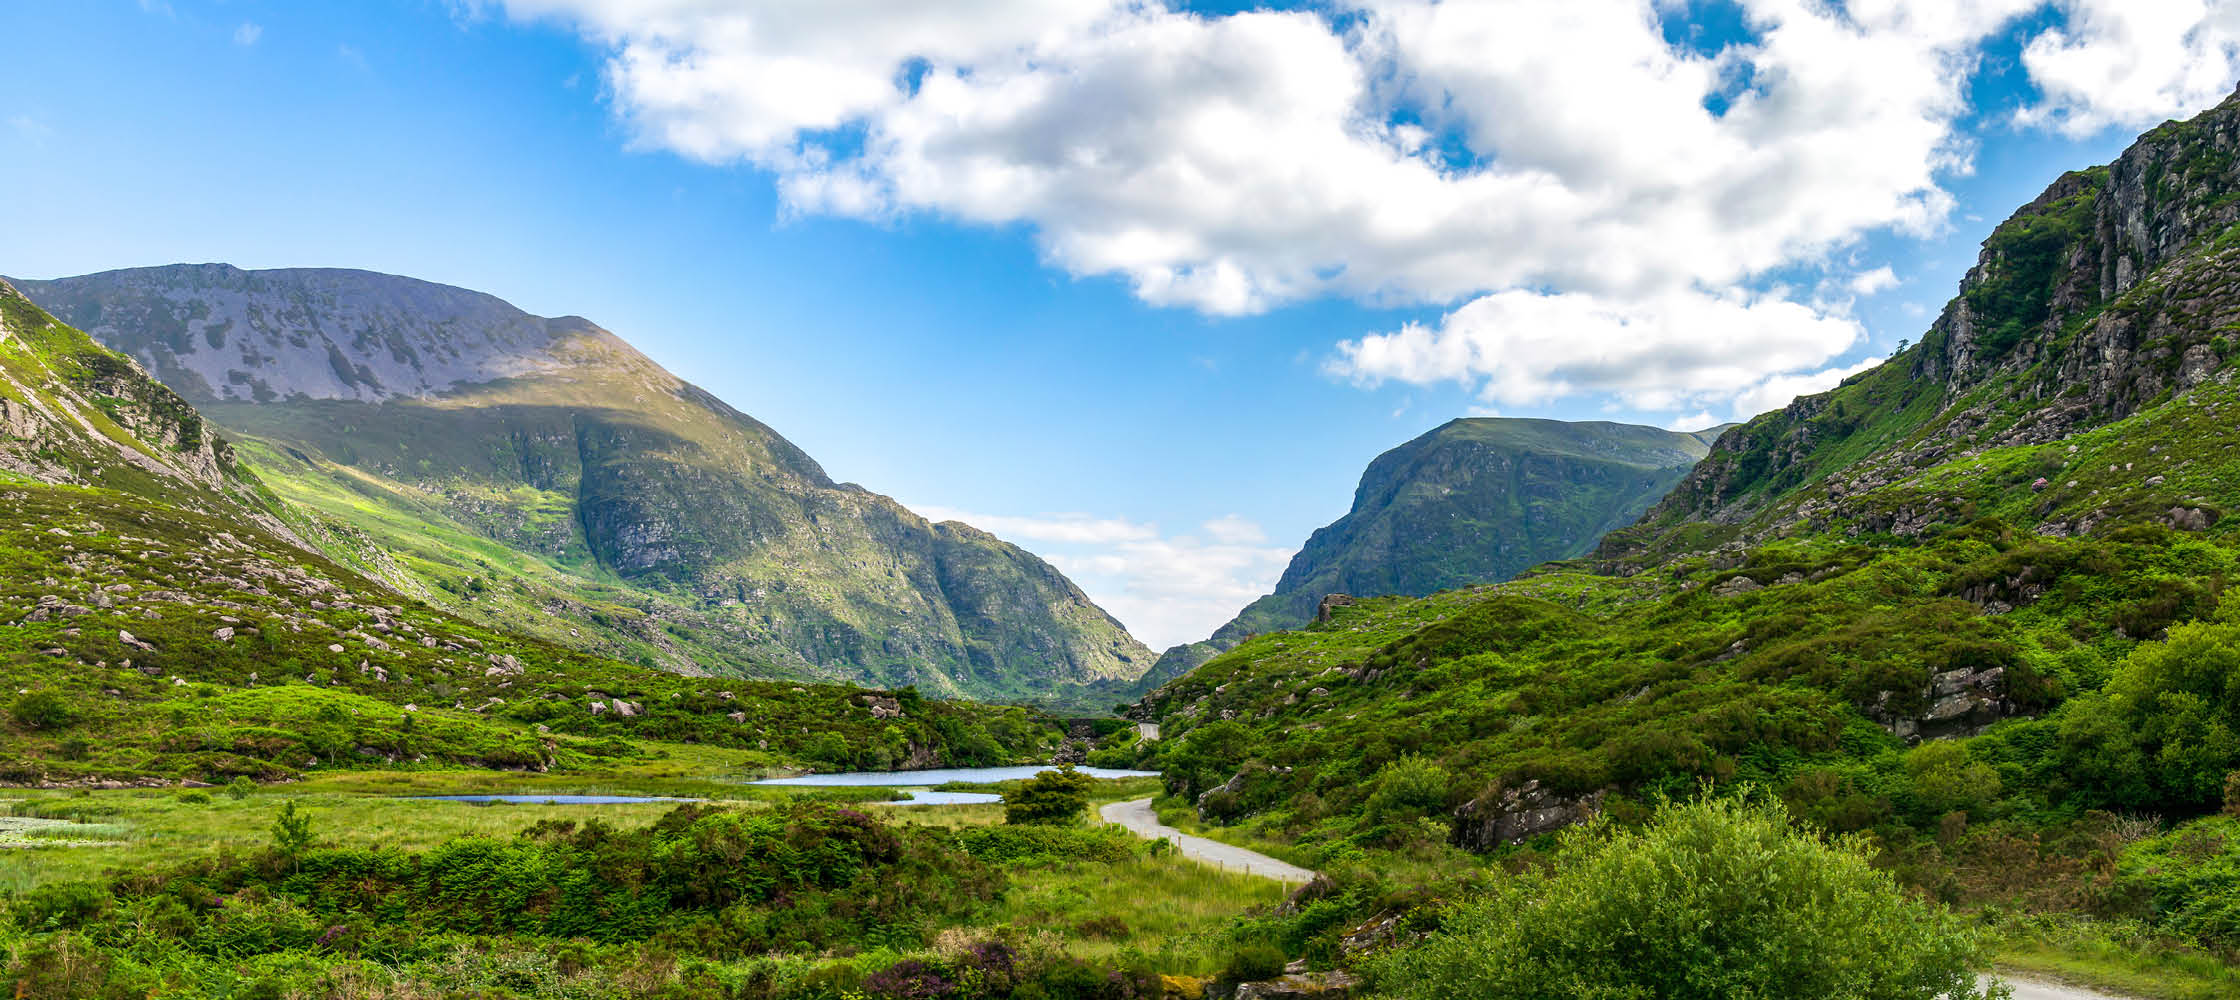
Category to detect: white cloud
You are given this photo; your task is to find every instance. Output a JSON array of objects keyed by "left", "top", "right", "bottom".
[
  {"left": 234, "top": 22, "right": 263, "bottom": 46},
  {"left": 2019, "top": 1, "right": 2240, "bottom": 136},
  {"left": 1848, "top": 266, "right": 1901, "bottom": 296},
  {"left": 912, "top": 506, "right": 1156, "bottom": 546},
  {"left": 492, "top": 0, "right": 2182, "bottom": 420},
  {"left": 1728, "top": 357, "right": 1886, "bottom": 421},
  {"left": 911, "top": 504, "right": 1290, "bottom": 648},
  {"left": 1328, "top": 287, "right": 1865, "bottom": 414}
]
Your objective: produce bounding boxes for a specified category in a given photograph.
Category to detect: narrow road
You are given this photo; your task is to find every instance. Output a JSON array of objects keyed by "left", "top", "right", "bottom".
[
  {"left": 1099, "top": 797, "right": 1316, "bottom": 883},
  {"left": 1100, "top": 801, "right": 2135, "bottom": 998},
  {"left": 1991, "top": 974, "right": 2135, "bottom": 1000}
]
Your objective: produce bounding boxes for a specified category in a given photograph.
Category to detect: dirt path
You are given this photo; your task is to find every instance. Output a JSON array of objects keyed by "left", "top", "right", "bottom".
[
  {"left": 1098, "top": 797, "right": 1316, "bottom": 883},
  {"left": 1991, "top": 974, "right": 2137, "bottom": 1000}
]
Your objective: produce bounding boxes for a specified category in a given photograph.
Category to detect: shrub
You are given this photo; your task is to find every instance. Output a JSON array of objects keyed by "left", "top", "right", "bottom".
[
  {"left": 952, "top": 823, "right": 1132, "bottom": 866},
  {"left": 226, "top": 776, "right": 256, "bottom": 800},
  {"left": 1363, "top": 754, "right": 1453, "bottom": 826},
  {"left": 2066, "top": 619, "right": 2240, "bottom": 811},
  {"left": 1367, "top": 797, "right": 1995, "bottom": 1000},
  {"left": 1003, "top": 766, "right": 1093, "bottom": 825},
  {"left": 1222, "top": 943, "right": 1288, "bottom": 984},
  {"left": 13, "top": 880, "right": 111, "bottom": 931},
  {"left": 11, "top": 689, "right": 74, "bottom": 729},
  {"left": 2117, "top": 816, "right": 2240, "bottom": 947}
]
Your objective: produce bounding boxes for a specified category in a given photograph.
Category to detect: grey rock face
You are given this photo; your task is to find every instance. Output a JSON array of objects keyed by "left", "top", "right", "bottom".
[
  {"left": 1870, "top": 666, "right": 2016, "bottom": 743},
  {"left": 1451, "top": 779, "right": 1606, "bottom": 851},
  {"left": 14, "top": 264, "right": 582, "bottom": 404},
  {"left": 1618, "top": 84, "right": 2240, "bottom": 562}
]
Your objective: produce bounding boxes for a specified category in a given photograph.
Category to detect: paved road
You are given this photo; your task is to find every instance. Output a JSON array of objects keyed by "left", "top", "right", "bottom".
[
  {"left": 1099, "top": 801, "right": 2136, "bottom": 997},
  {"left": 1098, "top": 797, "right": 1316, "bottom": 883}
]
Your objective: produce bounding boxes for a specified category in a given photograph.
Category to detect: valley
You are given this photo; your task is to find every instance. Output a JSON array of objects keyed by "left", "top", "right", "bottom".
[{"left": 9, "top": 21, "right": 2240, "bottom": 1000}]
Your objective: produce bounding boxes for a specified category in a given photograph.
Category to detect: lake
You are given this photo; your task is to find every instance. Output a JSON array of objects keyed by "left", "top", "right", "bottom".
[
  {"left": 414, "top": 794, "right": 699, "bottom": 805},
  {"left": 745, "top": 765, "right": 1158, "bottom": 787}
]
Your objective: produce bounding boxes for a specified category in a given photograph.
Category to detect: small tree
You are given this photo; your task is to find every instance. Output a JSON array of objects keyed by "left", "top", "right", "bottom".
[
  {"left": 271, "top": 800, "right": 315, "bottom": 867},
  {"left": 1004, "top": 765, "right": 1094, "bottom": 825}
]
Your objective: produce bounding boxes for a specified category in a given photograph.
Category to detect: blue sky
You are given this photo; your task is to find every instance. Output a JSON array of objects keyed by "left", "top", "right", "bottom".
[{"left": 0, "top": 0, "right": 2229, "bottom": 646}]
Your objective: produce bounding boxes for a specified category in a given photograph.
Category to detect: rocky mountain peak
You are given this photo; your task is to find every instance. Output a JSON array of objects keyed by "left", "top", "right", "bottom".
[
  {"left": 12, "top": 265, "right": 591, "bottom": 404},
  {"left": 1610, "top": 84, "right": 2240, "bottom": 564}
]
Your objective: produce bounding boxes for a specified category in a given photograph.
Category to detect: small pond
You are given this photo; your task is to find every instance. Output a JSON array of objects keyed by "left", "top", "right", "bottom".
[
  {"left": 414, "top": 794, "right": 699, "bottom": 805},
  {"left": 746, "top": 765, "right": 1157, "bottom": 788}
]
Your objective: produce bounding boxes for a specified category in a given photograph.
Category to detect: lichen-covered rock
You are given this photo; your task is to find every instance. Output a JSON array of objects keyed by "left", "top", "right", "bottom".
[
  {"left": 1232, "top": 971, "right": 1359, "bottom": 999},
  {"left": 1451, "top": 780, "right": 1606, "bottom": 851}
]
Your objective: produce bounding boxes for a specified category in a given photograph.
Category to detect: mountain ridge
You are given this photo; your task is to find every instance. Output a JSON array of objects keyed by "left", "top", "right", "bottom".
[
  {"left": 1137, "top": 416, "right": 1718, "bottom": 690},
  {"left": 17, "top": 265, "right": 1156, "bottom": 706}
]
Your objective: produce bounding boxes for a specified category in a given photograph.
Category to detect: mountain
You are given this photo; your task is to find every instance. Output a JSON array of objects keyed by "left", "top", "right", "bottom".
[
  {"left": 1136, "top": 418, "right": 1719, "bottom": 690},
  {"left": 0, "top": 278, "right": 1064, "bottom": 785},
  {"left": 1125, "top": 86, "right": 2240, "bottom": 868},
  {"left": 14, "top": 265, "right": 1154, "bottom": 706}
]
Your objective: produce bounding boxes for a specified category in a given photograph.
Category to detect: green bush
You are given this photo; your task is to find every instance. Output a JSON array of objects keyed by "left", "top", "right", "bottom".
[
  {"left": 1222, "top": 942, "right": 1288, "bottom": 983},
  {"left": 225, "top": 776, "right": 256, "bottom": 800},
  {"left": 11, "top": 689, "right": 74, "bottom": 730},
  {"left": 1363, "top": 754, "right": 1453, "bottom": 827},
  {"left": 1367, "top": 797, "right": 1995, "bottom": 1000},
  {"left": 1003, "top": 766, "right": 1093, "bottom": 825},
  {"left": 2062, "top": 618, "right": 2240, "bottom": 811},
  {"left": 952, "top": 823, "right": 1133, "bottom": 866},
  {"left": 13, "top": 880, "right": 111, "bottom": 931},
  {"left": 2118, "top": 815, "right": 2240, "bottom": 946}
]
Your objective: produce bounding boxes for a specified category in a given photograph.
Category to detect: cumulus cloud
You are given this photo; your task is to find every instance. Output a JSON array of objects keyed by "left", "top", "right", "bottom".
[
  {"left": 1848, "top": 266, "right": 1901, "bottom": 296},
  {"left": 2019, "top": 1, "right": 2240, "bottom": 136},
  {"left": 234, "top": 22, "right": 263, "bottom": 46},
  {"left": 502, "top": 3, "right": 2240, "bottom": 390},
  {"left": 913, "top": 504, "right": 1290, "bottom": 648},
  {"left": 1328, "top": 288, "right": 1865, "bottom": 414},
  {"left": 1727, "top": 357, "right": 1886, "bottom": 422},
  {"left": 490, "top": 0, "right": 2215, "bottom": 420}
]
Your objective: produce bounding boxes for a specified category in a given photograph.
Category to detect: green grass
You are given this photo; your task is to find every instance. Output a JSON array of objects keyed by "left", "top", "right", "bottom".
[
  {"left": 1988, "top": 913, "right": 2240, "bottom": 1000},
  {"left": 0, "top": 782, "right": 1287, "bottom": 994}
]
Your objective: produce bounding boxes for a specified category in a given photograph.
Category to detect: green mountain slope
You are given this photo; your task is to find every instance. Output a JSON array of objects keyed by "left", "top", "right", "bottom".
[
  {"left": 0, "top": 279, "right": 1061, "bottom": 785},
  {"left": 1124, "top": 87, "right": 2240, "bottom": 879},
  {"left": 15, "top": 265, "right": 1155, "bottom": 706},
  {"left": 1137, "top": 418, "right": 1715, "bottom": 690}
]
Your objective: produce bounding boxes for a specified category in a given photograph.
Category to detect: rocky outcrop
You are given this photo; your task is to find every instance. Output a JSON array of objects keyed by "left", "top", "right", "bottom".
[
  {"left": 1313, "top": 594, "right": 1356, "bottom": 623},
  {"left": 1869, "top": 666, "right": 2016, "bottom": 743},
  {"left": 1232, "top": 971, "right": 1359, "bottom": 999},
  {"left": 1610, "top": 85, "right": 2240, "bottom": 564},
  {"left": 1451, "top": 780, "right": 1606, "bottom": 851},
  {"left": 0, "top": 280, "right": 299, "bottom": 545}
]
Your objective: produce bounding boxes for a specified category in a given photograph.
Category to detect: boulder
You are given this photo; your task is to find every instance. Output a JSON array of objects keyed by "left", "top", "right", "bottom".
[
  {"left": 1452, "top": 779, "right": 1605, "bottom": 851},
  {"left": 1313, "top": 594, "right": 1356, "bottom": 623},
  {"left": 1234, "top": 971, "right": 1359, "bottom": 999}
]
